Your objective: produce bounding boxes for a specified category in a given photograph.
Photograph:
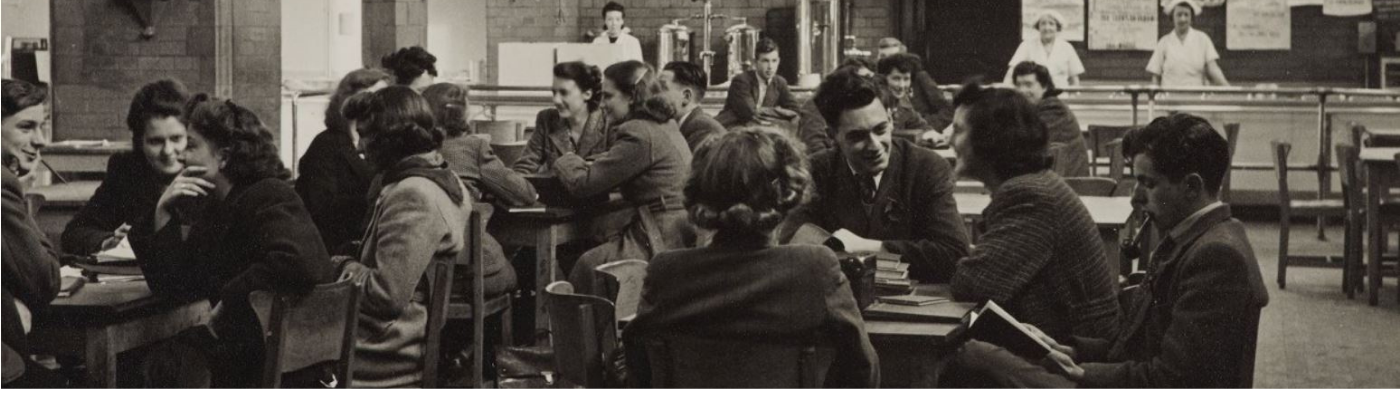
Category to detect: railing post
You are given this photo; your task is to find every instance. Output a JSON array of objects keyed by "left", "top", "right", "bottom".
[
  {"left": 1316, "top": 89, "right": 1332, "bottom": 240},
  {"left": 1130, "top": 89, "right": 1140, "bottom": 126}
]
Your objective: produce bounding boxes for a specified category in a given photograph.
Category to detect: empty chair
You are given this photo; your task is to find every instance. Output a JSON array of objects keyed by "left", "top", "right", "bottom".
[
  {"left": 1085, "top": 125, "right": 1135, "bottom": 177},
  {"left": 443, "top": 211, "right": 514, "bottom": 388},
  {"left": 250, "top": 275, "right": 363, "bottom": 388},
  {"left": 545, "top": 281, "right": 617, "bottom": 388},
  {"left": 595, "top": 259, "right": 647, "bottom": 323},
  {"left": 637, "top": 334, "right": 834, "bottom": 388},
  {"left": 1273, "top": 141, "right": 1347, "bottom": 290},
  {"left": 1062, "top": 177, "right": 1118, "bottom": 197}
]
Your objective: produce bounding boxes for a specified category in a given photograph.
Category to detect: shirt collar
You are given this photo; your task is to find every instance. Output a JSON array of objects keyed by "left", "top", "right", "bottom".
[{"left": 1167, "top": 201, "right": 1225, "bottom": 240}]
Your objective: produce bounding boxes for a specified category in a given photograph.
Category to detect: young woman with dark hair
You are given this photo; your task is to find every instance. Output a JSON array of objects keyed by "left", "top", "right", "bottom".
[
  {"left": 128, "top": 95, "right": 335, "bottom": 388},
  {"left": 514, "top": 61, "right": 614, "bottom": 174},
  {"left": 296, "top": 68, "right": 392, "bottom": 254},
  {"left": 555, "top": 60, "right": 694, "bottom": 297},
  {"left": 1010, "top": 61, "right": 1090, "bottom": 177},
  {"left": 380, "top": 46, "right": 438, "bottom": 91},
  {"left": 63, "top": 79, "right": 191, "bottom": 255}
]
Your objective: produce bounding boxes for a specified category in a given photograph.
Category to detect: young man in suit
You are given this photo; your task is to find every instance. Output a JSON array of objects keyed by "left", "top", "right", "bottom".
[
  {"left": 945, "top": 113, "right": 1269, "bottom": 388},
  {"left": 779, "top": 68, "right": 969, "bottom": 283},
  {"left": 660, "top": 61, "right": 726, "bottom": 151},
  {"left": 714, "top": 38, "right": 800, "bottom": 128},
  {"left": 797, "top": 59, "right": 937, "bottom": 155}
]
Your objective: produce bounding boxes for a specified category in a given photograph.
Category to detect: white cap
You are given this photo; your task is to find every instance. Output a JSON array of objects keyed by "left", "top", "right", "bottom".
[
  {"left": 1037, "top": 10, "right": 1067, "bottom": 31},
  {"left": 1162, "top": 0, "right": 1202, "bottom": 16}
]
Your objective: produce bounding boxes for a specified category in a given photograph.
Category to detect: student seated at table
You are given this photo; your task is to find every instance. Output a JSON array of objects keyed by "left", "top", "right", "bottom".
[
  {"left": 1011, "top": 62, "right": 1089, "bottom": 177},
  {"left": 61, "top": 80, "right": 189, "bottom": 256},
  {"left": 779, "top": 68, "right": 968, "bottom": 283},
  {"left": 945, "top": 83, "right": 1119, "bottom": 342},
  {"left": 623, "top": 127, "right": 879, "bottom": 388},
  {"left": 877, "top": 52, "right": 954, "bottom": 131},
  {"left": 297, "top": 69, "right": 391, "bottom": 255},
  {"left": 382, "top": 46, "right": 438, "bottom": 92},
  {"left": 2, "top": 79, "right": 65, "bottom": 388},
  {"left": 424, "top": 82, "right": 537, "bottom": 209},
  {"left": 557, "top": 60, "right": 694, "bottom": 296},
  {"left": 714, "top": 38, "right": 800, "bottom": 129},
  {"left": 331, "top": 86, "right": 497, "bottom": 387},
  {"left": 659, "top": 61, "right": 725, "bottom": 151},
  {"left": 513, "top": 61, "right": 614, "bottom": 174},
  {"left": 945, "top": 113, "right": 1269, "bottom": 388},
  {"left": 797, "top": 59, "right": 936, "bottom": 155},
  {"left": 129, "top": 95, "right": 336, "bottom": 388}
]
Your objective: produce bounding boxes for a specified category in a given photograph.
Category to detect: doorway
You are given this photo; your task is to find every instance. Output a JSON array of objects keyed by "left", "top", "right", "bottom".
[{"left": 893, "top": 0, "right": 1020, "bottom": 85}]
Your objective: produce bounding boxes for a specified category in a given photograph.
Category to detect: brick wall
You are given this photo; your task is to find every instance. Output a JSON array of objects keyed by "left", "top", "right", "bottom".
[
  {"left": 363, "top": 0, "right": 428, "bottom": 69},
  {"left": 483, "top": 0, "right": 894, "bottom": 84},
  {"left": 51, "top": 0, "right": 282, "bottom": 142}
]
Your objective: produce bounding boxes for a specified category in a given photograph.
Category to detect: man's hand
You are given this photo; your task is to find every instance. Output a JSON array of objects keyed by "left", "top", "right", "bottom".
[
  {"left": 833, "top": 229, "right": 883, "bottom": 254},
  {"left": 1042, "top": 349, "right": 1084, "bottom": 381}
]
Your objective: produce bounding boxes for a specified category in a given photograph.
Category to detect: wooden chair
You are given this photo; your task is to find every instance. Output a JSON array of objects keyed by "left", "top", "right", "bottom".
[
  {"left": 1221, "top": 123, "right": 1240, "bottom": 204},
  {"left": 250, "top": 275, "right": 363, "bottom": 388},
  {"left": 638, "top": 334, "right": 834, "bottom": 388},
  {"left": 443, "top": 210, "right": 514, "bottom": 388},
  {"left": 1086, "top": 125, "right": 1135, "bottom": 177},
  {"left": 1273, "top": 141, "right": 1348, "bottom": 290},
  {"left": 1063, "top": 177, "right": 1118, "bottom": 197},
  {"left": 545, "top": 281, "right": 617, "bottom": 388},
  {"left": 595, "top": 260, "right": 648, "bottom": 324},
  {"left": 1353, "top": 124, "right": 1400, "bottom": 148}
]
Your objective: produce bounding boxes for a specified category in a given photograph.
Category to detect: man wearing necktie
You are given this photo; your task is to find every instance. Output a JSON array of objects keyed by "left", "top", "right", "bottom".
[
  {"left": 779, "top": 68, "right": 968, "bottom": 283},
  {"left": 944, "top": 113, "right": 1269, "bottom": 388}
]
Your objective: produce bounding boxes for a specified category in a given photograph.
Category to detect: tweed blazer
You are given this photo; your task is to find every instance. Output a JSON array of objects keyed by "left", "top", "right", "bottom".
[
  {"left": 715, "top": 71, "right": 800, "bottom": 128},
  {"left": 514, "top": 108, "right": 613, "bottom": 174},
  {"left": 677, "top": 107, "right": 727, "bottom": 151}
]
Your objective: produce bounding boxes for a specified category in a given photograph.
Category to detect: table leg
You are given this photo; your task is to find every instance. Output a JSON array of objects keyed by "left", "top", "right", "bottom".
[
  {"left": 535, "top": 226, "right": 559, "bottom": 337},
  {"left": 1366, "top": 164, "right": 1382, "bottom": 306},
  {"left": 83, "top": 326, "right": 117, "bottom": 388}
]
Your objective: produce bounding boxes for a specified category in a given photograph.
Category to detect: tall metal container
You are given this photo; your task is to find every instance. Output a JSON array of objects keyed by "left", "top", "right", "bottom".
[
  {"left": 657, "top": 21, "right": 693, "bottom": 66},
  {"left": 725, "top": 22, "right": 761, "bottom": 78}
]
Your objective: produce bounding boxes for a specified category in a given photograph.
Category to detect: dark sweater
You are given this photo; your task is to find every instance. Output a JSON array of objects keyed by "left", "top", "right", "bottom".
[
  {"left": 296, "top": 129, "right": 375, "bottom": 254},
  {"left": 2, "top": 169, "right": 61, "bottom": 357},
  {"left": 950, "top": 170, "right": 1120, "bottom": 342},
  {"left": 62, "top": 151, "right": 172, "bottom": 255}
]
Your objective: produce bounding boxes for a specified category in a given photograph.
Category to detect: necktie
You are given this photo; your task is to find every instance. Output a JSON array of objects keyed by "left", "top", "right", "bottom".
[{"left": 859, "top": 176, "right": 878, "bottom": 204}]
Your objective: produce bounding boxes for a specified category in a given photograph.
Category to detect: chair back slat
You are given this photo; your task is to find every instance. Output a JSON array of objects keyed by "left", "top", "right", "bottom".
[
  {"left": 595, "top": 260, "right": 648, "bottom": 323},
  {"left": 1105, "top": 139, "right": 1126, "bottom": 182},
  {"left": 1063, "top": 177, "right": 1118, "bottom": 197},
  {"left": 1335, "top": 144, "right": 1360, "bottom": 209},
  {"left": 1222, "top": 123, "right": 1240, "bottom": 203},
  {"left": 641, "top": 334, "right": 834, "bottom": 388},
  {"left": 545, "top": 281, "right": 616, "bottom": 388},
  {"left": 421, "top": 248, "right": 456, "bottom": 387},
  {"left": 1086, "top": 125, "right": 1135, "bottom": 176},
  {"left": 1271, "top": 141, "right": 1292, "bottom": 205},
  {"left": 252, "top": 275, "right": 362, "bottom": 388}
]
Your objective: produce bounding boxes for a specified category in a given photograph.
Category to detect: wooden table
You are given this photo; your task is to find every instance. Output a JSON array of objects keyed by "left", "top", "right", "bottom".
[
  {"left": 863, "top": 284, "right": 970, "bottom": 388},
  {"left": 28, "top": 279, "right": 210, "bottom": 388},
  {"left": 1360, "top": 147, "right": 1399, "bottom": 305},
  {"left": 954, "top": 193, "right": 1136, "bottom": 274},
  {"left": 489, "top": 199, "right": 633, "bottom": 334}
]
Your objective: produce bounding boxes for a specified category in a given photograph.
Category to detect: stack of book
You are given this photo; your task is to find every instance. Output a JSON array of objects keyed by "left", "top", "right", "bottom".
[{"left": 873, "top": 252, "right": 914, "bottom": 294}]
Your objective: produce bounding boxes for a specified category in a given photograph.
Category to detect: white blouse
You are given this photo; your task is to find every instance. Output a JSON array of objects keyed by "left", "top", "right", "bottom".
[
  {"left": 592, "top": 32, "right": 644, "bottom": 66},
  {"left": 1005, "top": 38, "right": 1086, "bottom": 88}
]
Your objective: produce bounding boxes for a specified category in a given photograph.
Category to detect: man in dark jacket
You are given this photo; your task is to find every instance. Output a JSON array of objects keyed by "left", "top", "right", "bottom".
[
  {"left": 780, "top": 68, "right": 969, "bottom": 282},
  {"left": 715, "top": 39, "right": 800, "bottom": 128},
  {"left": 660, "top": 61, "right": 726, "bottom": 151},
  {"left": 945, "top": 113, "right": 1269, "bottom": 388},
  {"left": 797, "top": 59, "right": 937, "bottom": 155}
]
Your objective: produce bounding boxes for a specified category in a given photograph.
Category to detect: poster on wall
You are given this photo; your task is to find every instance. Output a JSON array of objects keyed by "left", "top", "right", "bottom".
[
  {"left": 1374, "top": 0, "right": 1400, "bottom": 21},
  {"left": 1023, "top": 0, "right": 1086, "bottom": 42},
  {"left": 1323, "top": 0, "right": 1373, "bottom": 16},
  {"left": 1089, "top": 0, "right": 1158, "bottom": 50},
  {"left": 1228, "top": 0, "right": 1291, "bottom": 50}
]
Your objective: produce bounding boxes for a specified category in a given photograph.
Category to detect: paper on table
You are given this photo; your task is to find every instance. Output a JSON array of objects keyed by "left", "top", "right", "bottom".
[{"left": 93, "top": 236, "right": 137, "bottom": 263}]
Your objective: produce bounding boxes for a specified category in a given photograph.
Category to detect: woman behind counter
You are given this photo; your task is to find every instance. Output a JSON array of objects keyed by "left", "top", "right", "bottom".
[
  {"left": 62, "top": 80, "right": 190, "bottom": 255},
  {"left": 622, "top": 127, "right": 879, "bottom": 388},
  {"left": 129, "top": 95, "right": 335, "bottom": 388},
  {"left": 557, "top": 60, "right": 694, "bottom": 296},
  {"left": 591, "top": 1, "right": 644, "bottom": 64},
  {"left": 513, "top": 61, "right": 613, "bottom": 174},
  {"left": 1003, "top": 10, "right": 1084, "bottom": 88}
]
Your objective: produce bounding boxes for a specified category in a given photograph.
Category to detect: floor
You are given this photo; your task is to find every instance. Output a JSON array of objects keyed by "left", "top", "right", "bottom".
[{"left": 1246, "top": 221, "right": 1399, "bottom": 388}]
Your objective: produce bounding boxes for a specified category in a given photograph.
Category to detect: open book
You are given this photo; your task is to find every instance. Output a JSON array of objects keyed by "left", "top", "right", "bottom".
[
  {"left": 963, "top": 300, "right": 1073, "bottom": 374},
  {"left": 92, "top": 236, "right": 136, "bottom": 264}
]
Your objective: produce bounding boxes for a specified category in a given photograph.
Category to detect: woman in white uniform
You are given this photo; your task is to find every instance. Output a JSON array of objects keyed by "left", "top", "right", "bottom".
[
  {"left": 1003, "top": 10, "right": 1085, "bottom": 87},
  {"left": 1146, "top": 0, "right": 1229, "bottom": 87},
  {"left": 592, "top": 1, "right": 644, "bottom": 64}
]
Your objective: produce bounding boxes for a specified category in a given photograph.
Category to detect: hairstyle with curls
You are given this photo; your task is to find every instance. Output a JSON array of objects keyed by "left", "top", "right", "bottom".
[
  {"left": 125, "top": 79, "right": 190, "bottom": 147},
  {"left": 380, "top": 46, "right": 439, "bottom": 85},
  {"left": 1011, "top": 61, "right": 1062, "bottom": 98},
  {"left": 755, "top": 37, "right": 779, "bottom": 57},
  {"left": 952, "top": 82, "right": 1052, "bottom": 181},
  {"left": 325, "top": 69, "right": 392, "bottom": 134},
  {"left": 662, "top": 61, "right": 708, "bottom": 99},
  {"left": 554, "top": 61, "right": 603, "bottom": 112},
  {"left": 685, "top": 126, "right": 811, "bottom": 235},
  {"left": 1122, "top": 113, "right": 1229, "bottom": 195},
  {"left": 812, "top": 67, "right": 885, "bottom": 128},
  {"left": 840, "top": 57, "right": 875, "bottom": 72},
  {"left": 877, "top": 52, "right": 923, "bottom": 76},
  {"left": 603, "top": 60, "right": 675, "bottom": 123},
  {"left": 354, "top": 86, "right": 443, "bottom": 170},
  {"left": 183, "top": 94, "right": 290, "bottom": 184},
  {"left": 603, "top": 1, "right": 625, "bottom": 18},
  {"left": 421, "top": 82, "right": 472, "bottom": 137},
  {"left": 2, "top": 79, "right": 47, "bottom": 119}
]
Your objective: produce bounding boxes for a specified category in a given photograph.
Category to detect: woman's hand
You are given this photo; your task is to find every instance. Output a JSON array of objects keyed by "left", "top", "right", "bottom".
[
  {"left": 98, "top": 223, "right": 133, "bottom": 251},
  {"left": 155, "top": 167, "right": 215, "bottom": 230}
]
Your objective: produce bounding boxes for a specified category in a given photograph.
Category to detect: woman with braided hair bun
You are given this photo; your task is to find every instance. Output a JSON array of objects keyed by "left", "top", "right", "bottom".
[{"left": 621, "top": 127, "right": 880, "bottom": 388}]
